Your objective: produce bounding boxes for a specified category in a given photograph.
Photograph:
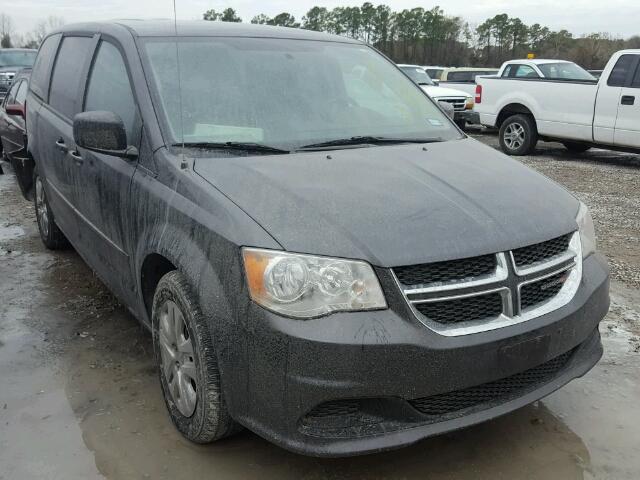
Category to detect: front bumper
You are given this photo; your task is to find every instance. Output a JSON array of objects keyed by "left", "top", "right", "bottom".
[
  {"left": 231, "top": 253, "right": 609, "bottom": 457},
  {"left": 455, "top": 110, "right": 480, "bottom": 124}
]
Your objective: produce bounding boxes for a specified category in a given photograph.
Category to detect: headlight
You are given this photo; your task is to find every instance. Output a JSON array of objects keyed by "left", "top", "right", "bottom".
[
  {"left": 242, "top": 248, "right": 387, "bottom": 318},
  {"left": 576, "top": 202, "right": 596, "bottom": 258},
  {"left": 465, "top": 97, "right": 474, "bottom": 109}
]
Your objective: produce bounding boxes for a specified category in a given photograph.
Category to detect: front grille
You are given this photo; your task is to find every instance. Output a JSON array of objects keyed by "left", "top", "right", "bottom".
[
  {"left": 414, "top": 292, "right": 503, "bottom": 324},
  {"left": 394, "top": 254, "right": 496, "bottom": 287},
  {"left": 520, "top": 270, "right": 568, "bottom": 310},
  {"left": 394, "top": 231, "right": 579, "bottom": 334},
  {"left": 437, "top": 97, "right": 467, "bottom": 112},
  {"left": 409, "top": 348, "right": 574, "bottom": 416},
  {"left": 512, "top": 233, "right": 572, "bottom": 268}
]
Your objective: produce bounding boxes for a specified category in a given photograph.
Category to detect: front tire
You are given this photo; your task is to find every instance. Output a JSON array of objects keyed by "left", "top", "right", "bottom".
[
  {"left": 499, "top": 114, "right": 538, "bottom": 156},
  {"left": 34, "top": 169, "right": 69, "bottom": 250},
  {"left": 152, "top": 270, "right": 240, "bottom": 443},
  {"left": 562, "top": 141, "right": 591, "bottom": 153}
]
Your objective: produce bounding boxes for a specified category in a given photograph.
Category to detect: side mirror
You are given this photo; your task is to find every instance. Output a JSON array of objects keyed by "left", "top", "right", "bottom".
[
  {"left": 6, "top": 104, "right": 25, "bottom": 118},
  {"left": 73, "top": 111, "right": 138, "bottom": 159}
]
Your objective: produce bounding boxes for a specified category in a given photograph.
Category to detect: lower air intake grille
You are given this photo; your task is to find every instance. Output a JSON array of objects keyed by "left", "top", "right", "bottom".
[
  {"left": 305, "top": 400, "right": 361, "bottom": 418},
  {"left": 520, "top": 270, "right": 568, "bottom": 310},
  {"left": 409, "top": 348, "right": 574, "bottom": 416},
  {"left": 393, "top": 254, "right": 496, "bottom": 287},
  {"left": 414, "top": 292, "right": 503, "bottom": 324}
]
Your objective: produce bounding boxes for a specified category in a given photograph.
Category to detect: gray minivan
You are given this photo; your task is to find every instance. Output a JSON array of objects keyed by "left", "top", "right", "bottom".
[{"left": 23, "top": 21, "right": 609, "bottom": 457}]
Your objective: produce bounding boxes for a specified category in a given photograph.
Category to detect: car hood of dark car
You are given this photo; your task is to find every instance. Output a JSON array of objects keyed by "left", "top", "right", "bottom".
[{"left": 193, "top": 138, "right": 579, "bottom": 267}]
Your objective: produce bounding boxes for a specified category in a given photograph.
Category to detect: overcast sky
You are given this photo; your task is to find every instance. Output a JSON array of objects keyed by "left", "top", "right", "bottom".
[{"left": 5, "top": 0, "right": 639, "bottom": 38}]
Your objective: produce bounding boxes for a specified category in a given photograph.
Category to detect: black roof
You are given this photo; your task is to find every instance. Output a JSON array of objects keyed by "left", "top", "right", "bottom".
[{"left": 54, "top": 20, "right": 360, "bottom": 43}]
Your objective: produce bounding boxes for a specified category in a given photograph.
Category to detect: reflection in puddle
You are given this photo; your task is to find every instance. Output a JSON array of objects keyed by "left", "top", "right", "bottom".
[{"left": 0, "top": 224, "right": 25, "bottom": 241}]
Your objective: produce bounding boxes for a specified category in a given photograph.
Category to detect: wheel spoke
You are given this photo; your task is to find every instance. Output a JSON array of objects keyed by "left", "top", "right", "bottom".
[
  {"left": 177, "top": 369, "right": 197, "bottom": 415},
  {"left": 177, "top": 336, "right": 193, "bottom": 354},
  {"left": 180, "top": 360, "right": 197, "bottom": 381}
]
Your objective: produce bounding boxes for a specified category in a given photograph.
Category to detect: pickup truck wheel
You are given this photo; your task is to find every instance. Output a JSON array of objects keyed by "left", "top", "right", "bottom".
[
  {"left": 455, "top": 120, "right": 467, "bottom": 130},
  {"left": 33, "top": 169, "right": 69, "bottom": 250},
  {"left": 152, "top": 270, "right": 240, "bottom": 443},
  {"left": 562, "top": 142, "right": 591, "bottom": 153},
  {"left": 499, "top": 114, "right": 538, "bottom": 156}
]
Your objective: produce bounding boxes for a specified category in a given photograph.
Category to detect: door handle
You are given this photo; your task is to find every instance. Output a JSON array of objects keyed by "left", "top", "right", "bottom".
[
  {"left": 69, "top": 150, "right": 83, "bottom": 165},
  {"left": 55, "top": 138, "right": 68, "bottom": 152},
  {"left": 621, "top": 95, "right": 635, "bottom": 106}
]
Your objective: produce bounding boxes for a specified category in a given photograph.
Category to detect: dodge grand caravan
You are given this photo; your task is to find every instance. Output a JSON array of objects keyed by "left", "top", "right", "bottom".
[{"left": 24, "top": 21, "right": 609, "bottom": 457}]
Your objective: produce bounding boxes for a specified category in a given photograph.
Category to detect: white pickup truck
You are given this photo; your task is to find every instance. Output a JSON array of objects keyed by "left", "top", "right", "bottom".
[{"left": 476, "top": 51, "right": 640, "bottom": 155}]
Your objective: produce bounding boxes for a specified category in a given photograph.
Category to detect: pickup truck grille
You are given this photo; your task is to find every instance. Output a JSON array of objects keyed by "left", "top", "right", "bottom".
[
  {"left": 392, "top": 232, "right": 581, "bottom": 335},
  {"left": 0, "top": 73, "right": 15, "bottom": 94},
  {"left": 436, "top": 97, "right": 467, "bottom": 112}
]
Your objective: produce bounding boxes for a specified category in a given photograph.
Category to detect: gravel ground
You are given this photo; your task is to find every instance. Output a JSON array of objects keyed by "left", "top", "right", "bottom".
[{"left": 472, "top": 129, "right": 640, "bottom": 288}]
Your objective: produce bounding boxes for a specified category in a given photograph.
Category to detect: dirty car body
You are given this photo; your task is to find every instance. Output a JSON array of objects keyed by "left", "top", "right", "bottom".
[
  {"left": 25, "top": 21, "right": 609, "bottom": 457},
  {"left": 0, "top": 69, "right": 31, "bottom": 190}
]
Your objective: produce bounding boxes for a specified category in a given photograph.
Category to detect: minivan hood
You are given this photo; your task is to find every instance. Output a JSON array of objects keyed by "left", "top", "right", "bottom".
[{"left": 194, "top": 138, "right": 579, "bottom": 267}]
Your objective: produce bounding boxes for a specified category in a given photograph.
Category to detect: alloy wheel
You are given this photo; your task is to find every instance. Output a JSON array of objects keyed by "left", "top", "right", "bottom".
[
  {"left": 35, "top": 177, "right": 50, "bottom": 238},
  {"left": 158, "top": 300, "right": 198, "bottom": 417},
  {"left": 503, "top": 122, "right": 526, "bottom": 151}
]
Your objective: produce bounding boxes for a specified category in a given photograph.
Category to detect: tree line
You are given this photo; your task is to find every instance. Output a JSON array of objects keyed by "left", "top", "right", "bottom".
[
  {"left": 2, "top": 6, "right": 638, "bottom": 69},
  {"left": 0, "top": 13, "right": 64, "bottom": 49},
  {"left": 202, "top": 4, "right": 640, "bottom": 69}
]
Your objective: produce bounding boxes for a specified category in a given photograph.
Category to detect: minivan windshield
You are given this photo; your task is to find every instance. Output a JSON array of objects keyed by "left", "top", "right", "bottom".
[
  {"left": 142, "top": 37, "right": 461, "bottom": 152},
  {"left": 0, "top": 50, "right": 36, "bottom": 68},
  {"left": 537, "top": 62, "right": 596, "bottom": 81}
]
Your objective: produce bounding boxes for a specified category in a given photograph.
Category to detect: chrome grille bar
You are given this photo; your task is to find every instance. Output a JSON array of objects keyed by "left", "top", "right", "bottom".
[{"left": 393, "top": 232, "right": 582, "bottom": 336}]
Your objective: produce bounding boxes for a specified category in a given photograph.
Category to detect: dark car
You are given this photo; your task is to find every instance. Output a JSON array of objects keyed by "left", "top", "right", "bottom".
[
  {"left": 0, "top": 69, "right": 30, "bottom": 183},
  {"left": 0, "top": 48, "right": 37, "bottom": 101},
  {"left": 23, "top": 21, "right": 609, "bottom": 457}
]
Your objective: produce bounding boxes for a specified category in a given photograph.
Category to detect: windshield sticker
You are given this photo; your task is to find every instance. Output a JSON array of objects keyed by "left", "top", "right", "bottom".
[{"left": 428, "top": 119, "right": 444, "bottom": 126}]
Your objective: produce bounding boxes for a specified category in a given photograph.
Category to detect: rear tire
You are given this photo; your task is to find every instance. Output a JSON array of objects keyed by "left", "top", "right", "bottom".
[
  {"left": 33, "top": 168, "right": 69, "bottom": 250},
  {"left": 562, "top": 141, "right": 591, "bottom": 153},
  {"left": 152, "top": 270, "right": 240, "bottom": 443},
  {"left": 499, "top": 114, "right": 538, "bottom": 156}
]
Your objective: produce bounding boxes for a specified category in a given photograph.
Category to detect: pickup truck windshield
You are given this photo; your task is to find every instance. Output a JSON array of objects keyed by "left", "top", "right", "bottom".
[
  {"left": 399, "top": 66, "right": 436, "bottom": 86},
  {"left": 0, "top": 51, "right": 36, "bottom": 68},
  {"left": 142, "top": 37, "right": 460, "bottom": 151},
  {"left": 537, "top": 63, "right": 596, "bottom": 81}
]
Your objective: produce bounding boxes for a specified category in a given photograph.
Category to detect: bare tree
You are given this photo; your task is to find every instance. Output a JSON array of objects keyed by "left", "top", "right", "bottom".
[
  {"left": 0, "top": 12, "right": 14, "bottom": 47},
  {"left": 23, "top": 16, "right": 65, "bottom": 48}
]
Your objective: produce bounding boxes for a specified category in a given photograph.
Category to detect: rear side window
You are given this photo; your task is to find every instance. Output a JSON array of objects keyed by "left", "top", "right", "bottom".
[
  {"left": 49, "top": 36, "right": 94, "bottom": 119},
  {"left": 514, "top": 65, "right": 539, "bottom": 78},
  {"left": 30, "top": 34, "right": 60, "bottom": 100},
  {"left": 608, "top": 55, "right": 635, "bottom": 87},
  {"left": 84, "top": 41, "right": 139, "bottom": 143},
  {"left": 4, "top": 80, "right": 21, "bottom": 105},
  {"left": 16, "top": 80, "right": 28, "bottom": 104},
  {"left": 632, "top": 60, "right": 640, "bottom": 88},
  {"left": 502, "top": 65, "right": 514, "bottom": 77},
  {"left": 447, "top": 71, "right": 473, "bottom": 82}
]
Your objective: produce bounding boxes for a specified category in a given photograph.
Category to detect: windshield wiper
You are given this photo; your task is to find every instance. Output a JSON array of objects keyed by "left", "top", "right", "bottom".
[
  {"left": 298, "top": 136, "right": 443, "bottom": 151},
  {"left": 172, "top": 142, "right": 290, "bottom": 154}
]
